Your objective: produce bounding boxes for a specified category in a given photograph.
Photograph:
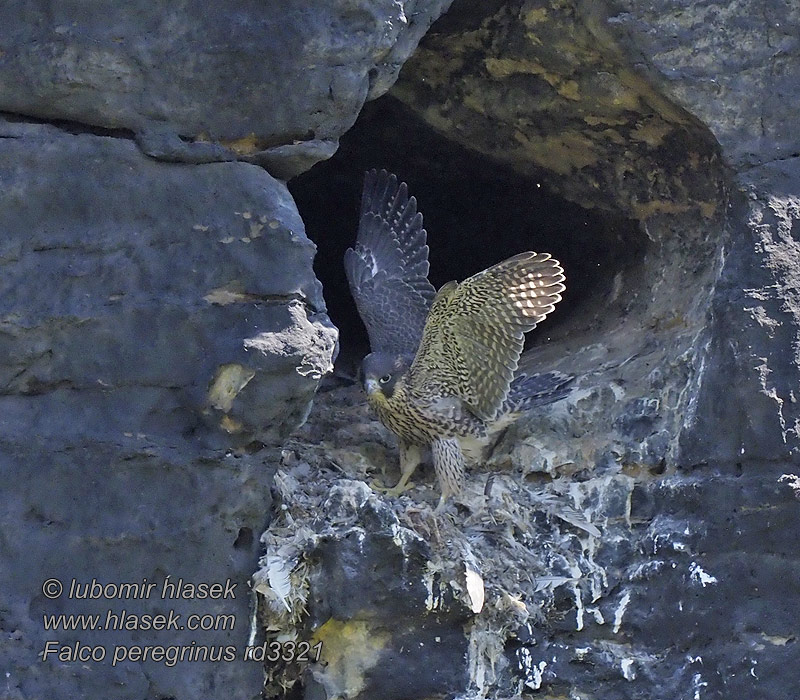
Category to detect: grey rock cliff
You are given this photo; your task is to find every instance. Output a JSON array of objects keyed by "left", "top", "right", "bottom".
[
  {"left": 0, "top": 2, "right": 453, "bottom": 699},
  {"left": 250, "top": 1, "right": 800, "bottom": 699},
  {"left": 3, "top": 1, "right": 800, "bottom": 699},
  {"left": 0, "top": 119, "right": 335, "bottom": 446},
  {"left": 0, "top": 1, "right": 452, "bottom": 175},
  {"left": 0, "top": 119, "right": 335, "bottom": 699}
]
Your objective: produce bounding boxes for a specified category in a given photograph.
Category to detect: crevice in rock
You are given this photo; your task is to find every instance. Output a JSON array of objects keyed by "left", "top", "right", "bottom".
[
  {"left": 742, "top": 153, "right": 800, "bottom": 171},
  {"left": 290, "top": 96, "right": 644, "bottom": 371},
  {"left": 290, "top": 57, "right": 731, "bottom": 478},
  {"left": 372, "top": 0, "right": 734, "bottom": 474},
  {"left": 0, "top": 109, "right": 136, "bottom": 141},
  {"left": 233, "top": 527, "right": 254, "bottom": 550},
  {"left": 259, "top": 5, "right": 763, "bottom": 693}
]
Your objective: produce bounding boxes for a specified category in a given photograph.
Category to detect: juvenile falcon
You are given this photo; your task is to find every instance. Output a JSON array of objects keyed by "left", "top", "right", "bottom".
[{"left": 345, "top": 169, "right": 567, "bottom": 510}]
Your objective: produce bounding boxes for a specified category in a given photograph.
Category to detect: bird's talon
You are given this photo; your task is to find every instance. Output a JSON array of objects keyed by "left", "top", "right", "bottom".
[{"left": 370, "top": 479, "right": 416, "bottom": 497}]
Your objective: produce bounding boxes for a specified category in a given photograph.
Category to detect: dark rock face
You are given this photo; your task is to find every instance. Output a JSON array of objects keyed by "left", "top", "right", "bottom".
[
  {"left": 682, "top": 164, "right": 800, "bottom": 464},
  {"left": 0, "top": 117, "right": 334, "bottom": 699},
  {"left": 0, "top": 3, "right": 458, "bottom": 698},
  {"left": 249, "top": 1, "right": 800, "bottom": 699},
  {"left": 610, "top": 1, "right": 800, "bottom": 170},
  {"left": 0, "top": 0, "right": 453, "bottom": 173},
  {"left": 387, "top": 0, "right": 800, "bottom": 466},
  {"left": 617, "top": 467, "right": 800, "bottom": 700},
  {"left": 609, "top": 1, "right": 800, "bottom": 467},
  {"left": 0, "top": 119, "right": 336, "bottom": 446},
  {"left": 255, "top": 477, "right": 471, "bottom": 700},
  {"left": 383, "top": 0, "right": 729, "bottom": 481},
  {"left": 2, "top": 440, "right": 274, "bottom": 700}
]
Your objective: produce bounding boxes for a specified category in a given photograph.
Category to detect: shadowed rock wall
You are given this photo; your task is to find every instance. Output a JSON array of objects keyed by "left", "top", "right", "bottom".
[
  {"left": 0, "top": 1, "right": 451, "bottom": 175},
  {"left": 251, "top": 2, "right": 800, "bottom": 700},
  {"left": 0, "top": 3, "right": 451, "bottom": 699},
  {"left": 390, "top": 0, "right": 800, "bottom": 465},
  {"left": 390, "top": 0, "right": 729, "bottom": 480},
  {"left": 3, "top": 1, "right": 799, "bottom": 699},
  {"left": 0, "top": 119, "right": 335, "bottom": 446}
]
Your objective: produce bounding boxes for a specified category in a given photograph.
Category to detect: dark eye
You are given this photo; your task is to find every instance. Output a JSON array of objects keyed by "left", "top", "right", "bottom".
[{"left": 379, "top": 374, "right": 391, "bottom": 384}]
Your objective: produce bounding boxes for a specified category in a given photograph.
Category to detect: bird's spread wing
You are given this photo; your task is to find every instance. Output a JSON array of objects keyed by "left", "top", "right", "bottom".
[
  {"left": 345, "top": 169, "right": 436, "bottom": 355},
  {"left": 409, "top": 252, "right": 565, "bottom": 421}
]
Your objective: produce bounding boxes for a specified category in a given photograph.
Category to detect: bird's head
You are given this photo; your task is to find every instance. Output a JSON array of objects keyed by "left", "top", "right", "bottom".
[{"left": 360, "top": 352, "right": 411, "bottom": 399}]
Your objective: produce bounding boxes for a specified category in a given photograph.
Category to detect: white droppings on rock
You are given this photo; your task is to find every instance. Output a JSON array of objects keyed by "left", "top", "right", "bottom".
[
  {"left": 621, "top": 658, "right": 636, "bottom": 680},
  {"left": 613, "top": 590, "right": 631, "bottom": 633},
  {"left": 517, "top": 647, "right": 547, "bottom": 690},
  {"left": 587, "top": 606, "right": 605, "bottom": 624},
  {"left": 571, "top": 579, "right": 585, "bottom": 631},
  {"left": 465, "top": 566, "right": 485, "bottom": 614},
  {"left": 779, "top": 473, "right": 800, "bottom": 499},
  {"left": 424, "top": 563, "right": 444, "bottom": 612},
  {"left": 689, "top": 562, "right": 718, "bottom": 587},
  {"left": 692, "top": 672, "right": 708, "bottom": 700}
]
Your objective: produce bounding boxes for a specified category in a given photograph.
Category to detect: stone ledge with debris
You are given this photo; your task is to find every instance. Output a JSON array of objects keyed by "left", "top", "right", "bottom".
[
  {"left": 252, "top": 376, "right": 800, "bottom": 700},
  {"left": 253, "top": 378, "right": 627, "bottom": 699}
]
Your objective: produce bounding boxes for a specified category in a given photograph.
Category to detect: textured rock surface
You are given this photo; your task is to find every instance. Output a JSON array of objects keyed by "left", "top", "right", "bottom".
[
  {"left": 255, "top": 471, "right": 473, "bottom": 700},
  {"left": 0, "top": 118, "right": 336, "bottom": 446},
  {"left": 389, "top": 0, "right": 800, "bottom": 464},
  {"left": 0, "top": 0, "right": 452, "bottom": 173},
  {"left": 1, "top": 440, "right": 275, "bottom": 700},
  {"left": 0, "top": 118, "right": 334, "bottom": 699},
  {"left": 384, "top": 0, "right": 730, "bottom": 479},
  {"left": 682, "top": 161, "right": 800, "bottom": 464},
  {"left": 390, "top": 0, "right": 726, "bottom": 218},
  {"left": 0, "top": 2, "right": 462, "bottom": 697},
  {"left": 254, "top": 382, "right": 800, "bottom": 700},
  {"left": 249, "top": 1, "right": 800, "bottom": 699},
  {"left": 611, "top": 1, "right": 800, "bottom": 169}
]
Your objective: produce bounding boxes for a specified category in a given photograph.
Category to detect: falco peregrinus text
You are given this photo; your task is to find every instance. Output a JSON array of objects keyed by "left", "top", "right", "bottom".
[{"left": 345, "top": 170, "right": 567, "bottom": 510}]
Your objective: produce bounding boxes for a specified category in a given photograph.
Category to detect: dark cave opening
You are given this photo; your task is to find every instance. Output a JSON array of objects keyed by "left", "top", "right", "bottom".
[{"left": 290, "top": 96, "right": 644, "bottom": 368}]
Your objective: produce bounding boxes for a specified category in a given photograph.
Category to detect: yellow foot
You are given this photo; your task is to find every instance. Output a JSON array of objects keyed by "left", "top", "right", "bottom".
[{"left": 370, "top": 479, "right": 416, "bottom": 497}]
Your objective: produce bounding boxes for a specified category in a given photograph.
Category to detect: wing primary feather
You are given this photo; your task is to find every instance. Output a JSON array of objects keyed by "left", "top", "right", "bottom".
[
  {"left": 409, "top": 251, "right": 566, "bottom": 421},
  {"left": 345, "top": 170, "right": 437, "bottom": 354}
]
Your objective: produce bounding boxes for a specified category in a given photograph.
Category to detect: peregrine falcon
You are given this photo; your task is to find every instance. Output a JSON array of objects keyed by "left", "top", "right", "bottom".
[{"left": 345, "top": 170, "right": 567, "bottom": 510}]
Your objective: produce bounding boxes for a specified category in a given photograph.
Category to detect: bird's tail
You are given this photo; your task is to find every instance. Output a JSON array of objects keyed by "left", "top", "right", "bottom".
[{"left": 502, "top": 370, "right": 573, "bottom": 413}]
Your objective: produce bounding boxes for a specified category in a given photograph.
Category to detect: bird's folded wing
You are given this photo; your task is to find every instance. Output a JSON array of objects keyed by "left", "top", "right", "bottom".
[
  {"left": 345, "top": 169, "right": 436, "bottom": 355},
  {"left": 409, "top": 252, "right": 565, "bottom": 421},
  {"left": 504, "top": 369, "right": 574, "bottom": 412}
]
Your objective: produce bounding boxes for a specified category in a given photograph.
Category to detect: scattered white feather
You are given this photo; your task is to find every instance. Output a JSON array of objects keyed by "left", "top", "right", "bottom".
[
  {"left": 460, "top": 545, "right": 485, "bottom": 614},
  {"left": 465, "top": 566, "right": 485, "bottom": 614},
  {"left": 266, "top": 552, "right": 293, "bottom": 612},
  {"left": 553, "top": 506, "right": 602, "bottom": 537},
  {"left": 533, "top": 575, "right": 579, "bottom": 593},
  {"left": 536, "top": 492, "right": 602, "bottom": 537}
]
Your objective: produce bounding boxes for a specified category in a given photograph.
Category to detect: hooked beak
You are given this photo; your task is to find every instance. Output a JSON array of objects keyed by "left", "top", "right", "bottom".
[{"left": 364, "top": 378, "right": 379, "bottom": 395}]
